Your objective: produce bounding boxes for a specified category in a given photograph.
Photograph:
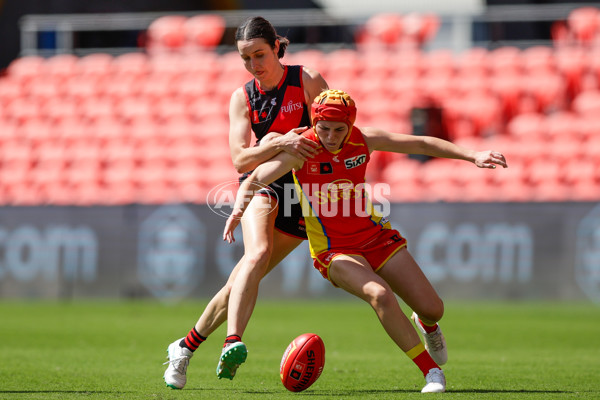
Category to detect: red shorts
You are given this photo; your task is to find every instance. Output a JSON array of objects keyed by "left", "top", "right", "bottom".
[{"left": 313, "top": 229, "right": 407, "bottom": 285}]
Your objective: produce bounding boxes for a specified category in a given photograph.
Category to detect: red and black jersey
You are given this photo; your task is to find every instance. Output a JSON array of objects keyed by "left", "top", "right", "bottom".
[{"left": 244, "top": 65, "right": 311, "bottom": 141}]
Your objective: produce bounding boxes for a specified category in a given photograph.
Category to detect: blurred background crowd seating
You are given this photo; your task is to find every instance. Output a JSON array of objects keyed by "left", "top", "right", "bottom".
[{"left": 0, "top": 5, "right": 599, "bottom": 205}]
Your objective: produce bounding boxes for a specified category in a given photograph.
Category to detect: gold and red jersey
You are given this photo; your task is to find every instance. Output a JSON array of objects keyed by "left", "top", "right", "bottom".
[{"left": 292, "top": 127, "right": 392, "bottom": 258}]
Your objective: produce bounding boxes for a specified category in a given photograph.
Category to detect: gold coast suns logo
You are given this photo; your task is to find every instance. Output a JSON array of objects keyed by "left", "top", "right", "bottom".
[{"left": 313, "top": 179, "right": 366, "bottom": 204}]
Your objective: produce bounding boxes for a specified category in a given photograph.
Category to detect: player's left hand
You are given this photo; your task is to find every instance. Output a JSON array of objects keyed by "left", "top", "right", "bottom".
[
  {"left": 223, "top": 209, "right": 243, "bottom": 243},
  {"left": 474, "top": 150, "right": 508, "bottom": 169}
]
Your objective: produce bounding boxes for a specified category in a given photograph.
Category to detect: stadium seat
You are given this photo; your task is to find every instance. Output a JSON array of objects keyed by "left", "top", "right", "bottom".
[
  {"left": 76, "top": 53, "right": 113, "bottom": 77},
  {"left": 138, "top": 73, "right": 179, "bottom": 101},
  {"left": 0, "top": 78, "right": 23, "bottom": 106},
  {"left": 359, "top": 13, "right": 403, "bottom": 47},
  {"left": 23, "top": 75, "right": 61, "bottom": 101},
  {"left": 112, "top": 52, "right": 150, "bottom": 77},
  {"left": 545, "top": 111, "right": 581, "bottom": 141},
  {"left": 6, "top": 56, "right": 45, "bottom": 84},
  {"left": 80, "top": 98, "right": 116, "bottom": 123},
  {"left": 41, "top": 98, "right": 80, "bottom": 124},
  {"left": 520, "top": 46, "right": 555, "bottom": 74},
  {"left": 567, "top": 7, "right": 600, "bottom": 44},
  {"left": 116, "top": 97, "right": 154, "bottom": 122},
  {"left": 506, "top": 112, "right": 547, "bottom": 140},
  {"left": 101, "top": 74, "right": 143, "bottom": 100},
  {"left": 148, "top": 53, "right": 187, "bottom": 78},
  {"left": 554, "top": 47, "right": 588, "bottom": 100},
  {"left": 146, "top": 15, "right": 187, "bottom": 53},
  {"left": 488, "top": 47, "right": 521, "bottom": 75},
  {"left": 4, "top": 97, "right": 41, "bottom": 125},
  {"left": 572, "top": 90, "right": 600, "bottom": 116},
  {"left": 183, "top": 14, "right": 226, "bottom": 50},
  {"left": 523, "top": 71, "right": 567, "bottom": 113},
  {"left": 62, "top": 75, "right": 103, "bottom": 101},
  {"left": 456, "top": 47, "right": 490, "bottom": 76},
  {"left": 44, "top": 54, "right": 79, "bottom": 80}
]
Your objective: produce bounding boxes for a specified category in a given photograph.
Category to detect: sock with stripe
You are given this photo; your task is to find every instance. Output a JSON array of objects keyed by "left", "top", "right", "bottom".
[
  {"left": 179, "top": 327, "right": 207, "bottom": 352},
  {"left": 419, "top": 318, "right": 439, "bottom": 334},
  {"left": 405, "top": 342, "right": 440, "bottom": 376},
  {"left": 224, "top": 334, "right": 242, "bottom": 347}
]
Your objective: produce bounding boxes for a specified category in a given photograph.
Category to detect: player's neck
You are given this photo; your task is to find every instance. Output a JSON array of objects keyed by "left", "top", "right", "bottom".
[{"left": 257, "top": 63, "right": 285, "bottom": 91}]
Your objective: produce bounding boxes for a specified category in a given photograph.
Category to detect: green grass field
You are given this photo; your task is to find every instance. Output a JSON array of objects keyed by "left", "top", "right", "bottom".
[{"left": 0, "top": 299, "right": 599, "bottom": 399}]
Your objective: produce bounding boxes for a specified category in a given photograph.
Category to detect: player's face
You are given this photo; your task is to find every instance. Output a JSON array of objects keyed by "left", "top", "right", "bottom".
[
  {"left": 315, "top": 121, "right": 349, "bottom": 152},
  {"left": 237, "top": 38, "right": 280, "bottom": 82}
]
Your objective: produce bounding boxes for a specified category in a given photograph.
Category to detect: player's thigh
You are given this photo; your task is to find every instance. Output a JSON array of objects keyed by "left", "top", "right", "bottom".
[
  {"left": 265, "top": 231, "right": 303, "bottom": 274},
  {"left": 377, "top": 248, "right": 443, "bottom": 318},
  {"left": 240, "top": 195, "right": 279, "bottom": 253},
  {"left": 329, "top": 255, "right": 390, "bottom": 302}
]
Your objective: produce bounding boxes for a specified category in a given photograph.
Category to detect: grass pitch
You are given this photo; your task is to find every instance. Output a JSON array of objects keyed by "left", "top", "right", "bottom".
[{"left": 0, "top": 299, "right": 598, "bottom": 399}]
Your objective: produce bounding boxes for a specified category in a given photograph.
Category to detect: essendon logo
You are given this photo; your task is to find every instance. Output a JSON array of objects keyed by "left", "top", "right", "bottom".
[
  {"left": 308, "top": 162, "right": 333, "bottom": 174},
  {"left": 344, "top": 154, "right": 366, "bottom": 169}
]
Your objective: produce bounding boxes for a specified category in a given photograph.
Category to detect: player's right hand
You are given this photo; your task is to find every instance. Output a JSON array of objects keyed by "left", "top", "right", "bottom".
[{"left": 277, "top": 127, "right": 319, "bottom": 160}]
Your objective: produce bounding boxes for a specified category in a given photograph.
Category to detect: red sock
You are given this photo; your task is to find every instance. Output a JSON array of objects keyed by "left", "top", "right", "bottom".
[
  {"left": 224, "top": 334, "right": 242, "bottom": 347},
  {"left": 419, "top": 319, "right": 439, "bottom": 334},
  {"left": 405, "top": 343, "right": 440, "bottom": 376},
  {"left": 180, "top": 327, "right": 206, "bottom": 352}
]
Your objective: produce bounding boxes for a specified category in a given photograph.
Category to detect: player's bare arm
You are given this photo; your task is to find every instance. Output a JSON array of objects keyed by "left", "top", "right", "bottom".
[
  {"left": 302, "top": 66, "right": 329, "bottom": 105},
  {"left": 362, "top": 127, "right": 508, "bottom": 169}
]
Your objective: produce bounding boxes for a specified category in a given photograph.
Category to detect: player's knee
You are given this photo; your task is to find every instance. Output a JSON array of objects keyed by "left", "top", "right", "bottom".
[
  {"left": 364, "top": 282, "right": 395, "bottom": 310},
  {"left": 245, "top": 245, "right": 272, "bottom": 268},
  {"left": 420, "top": 298, "right": 444, "bottom": 324}
]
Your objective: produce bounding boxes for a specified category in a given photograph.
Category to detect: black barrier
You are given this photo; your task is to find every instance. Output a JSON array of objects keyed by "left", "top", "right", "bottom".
[{"left": 0, "top": 202, "right": 599, "bottom": 303}]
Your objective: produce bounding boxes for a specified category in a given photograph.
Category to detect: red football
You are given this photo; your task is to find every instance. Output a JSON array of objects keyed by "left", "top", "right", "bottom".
[{"left": 280, "top": 333, "right": 325, "bottom": 392}]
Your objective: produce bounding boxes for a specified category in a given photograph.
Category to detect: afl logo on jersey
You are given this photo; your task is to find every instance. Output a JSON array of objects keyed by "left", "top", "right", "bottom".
[{"left": 344, "top": 154, "right": 366, "bottom": 169}]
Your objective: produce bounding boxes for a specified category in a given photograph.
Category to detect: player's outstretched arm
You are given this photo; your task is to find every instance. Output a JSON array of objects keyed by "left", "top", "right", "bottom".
[{"left": 362, "top": 127, "right": 508, "bottom": 169}]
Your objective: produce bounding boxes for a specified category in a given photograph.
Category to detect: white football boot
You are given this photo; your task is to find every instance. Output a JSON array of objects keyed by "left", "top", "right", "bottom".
[
  {"left": 216, "top": 341, "right": 248, "bottom": 380},
  {"left": 421, "top": 368, "right": 446, "bottom": 393},
  {"left": 163, "top": 338, "right": 193, "bottom": 389},
  {"left": 411, "top": 312, "right": 448, "bottom": 365}
]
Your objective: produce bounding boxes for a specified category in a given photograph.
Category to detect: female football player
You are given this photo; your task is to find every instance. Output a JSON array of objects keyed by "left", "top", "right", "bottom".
[
  {"left": 163, "top": 16, "right": 328, "bottom": 388},
  {"left": 223, "top": 89, "right": 508, "bottom": 393}
]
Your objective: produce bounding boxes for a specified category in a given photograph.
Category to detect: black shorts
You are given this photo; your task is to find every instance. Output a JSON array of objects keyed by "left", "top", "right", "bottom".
[{"left": 239, "top": 171, "right": 307, "bottom": 240}]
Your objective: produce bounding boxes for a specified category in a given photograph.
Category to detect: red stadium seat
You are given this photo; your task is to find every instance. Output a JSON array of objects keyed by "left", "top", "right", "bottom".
[
  {"left": 146, "top": 15, "right": 187, "bottom": 53},
  {"left": 23, "top": 75, "right": 62, "bottom": 101},
  {"left": 138, "top": 73, "right": 179, "bottom": 101},
  {"left": 0, "top": 78, "right": 23, "bottom": 106},
  {"left": 101, "top": 74, "right": 142, "bottom": 100},
  {"left": 41, "top": 98, "right": 79, "bottom": 124},
  {"left": 522, "top": 71, "right": 567, "bottom": 113},
  {"left": 456, "top": 47, "right": 490, "bottom": 76},
  {"left": 44, "top": 54, "right": 79, "bottom": 80},
  {"left": 506, "top": 112, "right": 547, "bottom": 140},
  {"left": 6, "top": 56, "right": 45, "bottom": 84},
  {"left": 76, "top": 53, "right": 113, "bottom": 77},
  {"left": 554, "top": 47, "right": 588, "bottom": 99},
  {"left": 488, "top": 46, "right": 521, "bottom": 75},
  {"left": 116, "top": 97, "right": 154, "bottom": 123},
  {"left": 567, "top": 7, "right": 600, "bottom": 44},
  {"left": 572, "top": 90, "right": 600, "bottom": 116},
  {"left": 62, "top": 75, "right": 103, "bottom": 100},
  {"left": 184, "top": 14, "right": 225, "bottom": 50},
  {"left": 111, "top": 53, "right": 150, "bottom": 77},
  {"left": 520, "top": 46, "right": 555, "bottom": 74}
]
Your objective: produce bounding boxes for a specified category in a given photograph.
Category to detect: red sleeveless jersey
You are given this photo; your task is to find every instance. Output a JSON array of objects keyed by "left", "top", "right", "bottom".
[{"left": 292, "top": 127, "right": 391, "bottom": 257}]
